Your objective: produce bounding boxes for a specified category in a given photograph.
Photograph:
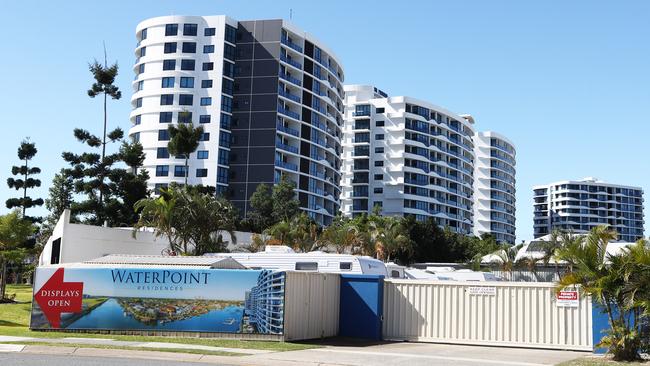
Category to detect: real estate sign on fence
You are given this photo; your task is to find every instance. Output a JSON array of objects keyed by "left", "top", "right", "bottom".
[{"left": 30, "top": 267, "right": 285, "bottom": 335}]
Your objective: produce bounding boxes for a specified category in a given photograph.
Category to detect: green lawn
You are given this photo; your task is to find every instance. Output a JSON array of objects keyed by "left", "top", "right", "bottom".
[
  {"left": 0, "top": 284, "right": 313, "bottom": 352},
  {"left": 558, "top": 356, "right": 648, "bottom": 365}
]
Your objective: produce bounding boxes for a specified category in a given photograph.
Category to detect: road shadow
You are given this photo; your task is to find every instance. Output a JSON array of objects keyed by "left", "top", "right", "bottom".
[{"left": 295, "top": 336, "right": 401, "bottom": 348}]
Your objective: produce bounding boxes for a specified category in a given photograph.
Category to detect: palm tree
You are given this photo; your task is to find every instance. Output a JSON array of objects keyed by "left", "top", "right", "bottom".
[
  {"left": 318, "top": 216, "right": 362, "bottom": 254},
  {"left": 621, "top": 239, "right": 650, "bottom": 316},
  {"left": 487, "top": 243, "right": 523, "bottom": 280},
  {"left": 370, "top": 217, "right": 411, "bottom": 261},
  {"left": 167, "top": 120, "right": 204, "bottom": 186},
  {"left": 288, "top": 213, "right": 320, "bottom": 253},
  {"left": 133, "top": 188, "right": 178, "bottom": 254},
  {"left": 264, "top": 220, "right": 292, "bottom": 247}
]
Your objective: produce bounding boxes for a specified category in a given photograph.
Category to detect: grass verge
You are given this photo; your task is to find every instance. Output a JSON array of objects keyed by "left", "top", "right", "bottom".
[
  {"left": 558, "top": 356, "right": 648, "bottom": 366},
  {"left": 13, "top": 341, "right": 246, "bottom": 356},
  {"left": 0, "top": 285, "right": 313, "bottom": 352}
]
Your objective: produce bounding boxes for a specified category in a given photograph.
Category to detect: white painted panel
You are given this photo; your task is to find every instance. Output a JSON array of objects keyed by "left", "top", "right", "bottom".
[
  {"left": 382, "top": 280, "right": 593, "bottom": 351},
  {"left": 283, "top": 271, "right": 340, "bottom": 341}
]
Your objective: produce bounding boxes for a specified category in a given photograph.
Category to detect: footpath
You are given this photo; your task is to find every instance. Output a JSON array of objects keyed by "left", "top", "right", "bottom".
[{"left": 0, "top": 335, "right": 591, "bottom": 366}]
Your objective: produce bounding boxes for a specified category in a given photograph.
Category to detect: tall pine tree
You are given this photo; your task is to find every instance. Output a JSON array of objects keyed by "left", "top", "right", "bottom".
[
  {"left": 6, "top": 139, "right": 43, "bottom": 222},
  {"left": 41, "top": 169, "right": 74, "bottom": 240}
]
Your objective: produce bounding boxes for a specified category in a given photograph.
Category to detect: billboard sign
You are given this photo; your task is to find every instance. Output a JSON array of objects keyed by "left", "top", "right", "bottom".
[{"left": 30, "top": 267, "right": 285, "bottom": 334}]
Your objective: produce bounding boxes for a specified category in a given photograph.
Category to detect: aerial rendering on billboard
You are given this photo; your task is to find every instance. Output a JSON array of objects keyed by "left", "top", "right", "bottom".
[{"left": 30, "top": 267, "right": 285, "bottom": 335}]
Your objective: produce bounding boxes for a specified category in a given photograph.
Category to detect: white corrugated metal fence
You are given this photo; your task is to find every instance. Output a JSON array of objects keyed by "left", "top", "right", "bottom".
[
  {"left": 283, "top": 271, "right": 340, "bottom": 341},
  {"left": 383, "top": 280, "right": 592, "bottom": 351}
]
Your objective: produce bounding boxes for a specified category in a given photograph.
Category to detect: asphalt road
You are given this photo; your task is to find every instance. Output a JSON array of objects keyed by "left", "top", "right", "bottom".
[{"left": 0, "top": 353, "right": 233, "bottom": 366}]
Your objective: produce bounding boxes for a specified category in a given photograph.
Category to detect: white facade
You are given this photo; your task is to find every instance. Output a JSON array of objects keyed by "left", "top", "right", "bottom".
[
  {"left": 473, "top": 131, "right": 516, "bottom": 243},
  {"left": 340, "top": 85, "right": 475, "bottom": 235},
  {"left": 533, "top": 178, "right": 644, "bottom": 241},
  {"left": 129, "top": 15, "right": 346, "bottom": 226}
]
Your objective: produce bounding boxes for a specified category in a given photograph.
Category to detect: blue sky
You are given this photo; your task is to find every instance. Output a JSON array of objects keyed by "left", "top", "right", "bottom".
[{"left": 1, "top": 1, "right": 648, "bottom": 242}]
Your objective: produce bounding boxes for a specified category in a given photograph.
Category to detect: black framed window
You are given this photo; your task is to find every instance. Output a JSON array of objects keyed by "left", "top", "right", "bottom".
[
  {"left": 164, "top": 42, "right": 177, "bottom": 53},
  {"left": 174, "top": 165, "right": 186, "bottom": 177},
  {"left": 199, "top": 115, "right": 211, "bottom": 123},
  {"left": 200, "top": 132, "right": 210, "bottom": 141},
  {"left": 219, "top": 113, "right": 231, "bottom": 129},
  {"left": 202, "top": 62, "right": 214, "bottom": 71},
  {"left": 160, "top": 94, "right": 174, "bottom": 105},
  {"left": 155, "top": 165, "right": 169, "bottom": 177},
  {"left": 222, "top": 78, "right": 233, "bottom": 95},
  {"left": 165, "top": 24, "right": 178, "bottom": 36},
  {"left": 201, "top": 79, "right": 213, "bottom": 88},
  {"left": 224, "top": 44, "right": 235, "bottom": 61},
  {"left": 204, "top": 27, "right": 216, "bottom": 36},
  {"left": 158, "top": 129, "right": 170, "bottom": 141},
  {"left": 196, "top": 168, "right": 208, "bottom": 177},
  {"left": 139, "top": 47, "right": 146, "bottom": 57},
  {"left": 197, "top": 150, "right": 209, "bottom": 159},
  {"left": 182, "top": 42, "right": 196, "bottom": 53},
  {"left": 217, "top": 167, "right": 229, "bottom": 183},
  {"left": 218, "top": 149, "right": 229, "bottom": 165},
  {"left": 180, "top": 77, "right": 194, "bottom": 88},
  {"left": 222, "top": 61, "right": 234, "bottom": 77},
  {"left": 161, "top": 77, "right": 174, "bottom": 88},
  {"left": 159, "top": 112, "right": 172, "bottom": 123},
  {"left": 221, "top": 95, "right": 232, "bottom": 112},
  {"left": 179, "top": 94, "right": 193, "bottom": 106},
  {"left": 183, "top": 23, "right": 197, "bottom": 36},
  {"left": 162, "top": 59, "right": 176, "bottom": 70},
  {"left": 225, "top": 25, "right": 236, "bottom": 43},
  {"left": 219, "top": 131, "right": 230, "bottom": 147},
  {"left": 203, "top": 45, "right": 214, "bottom": 53},
  {"left": 180, "top": 59, "right": 195, "bottom": 70},
  {"left": 157, "top": 147, "right": 170, "bottom": 158},
  {"left": 178, "top": 111, "right": 192, "bottom": 123},
  {"left": 200, "top": 97, "right": 212, "bottom": 106},
  {"left": 135, "top": 98, "right": 142, "bottom": 108}
]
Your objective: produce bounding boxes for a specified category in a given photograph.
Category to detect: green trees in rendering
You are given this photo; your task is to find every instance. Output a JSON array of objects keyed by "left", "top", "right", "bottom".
[
  {"left": 167, "top": 117, "right": 204, "bottom": 186},
  {"left": 0, "top": 211, "right": 36, "bottom": 302},
  {"left": 6, "top": 139, "right": 43, "bottom": 222}
]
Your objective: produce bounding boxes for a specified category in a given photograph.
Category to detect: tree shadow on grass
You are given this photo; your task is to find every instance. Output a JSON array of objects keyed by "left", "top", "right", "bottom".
[{"left": 0, "top": 320, "right": 24, "bottom": 327}]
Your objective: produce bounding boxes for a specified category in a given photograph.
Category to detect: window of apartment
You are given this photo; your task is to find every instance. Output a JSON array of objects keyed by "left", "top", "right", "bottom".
[
  {"left": 137, "top": 80, "right": 144, "bottom": 91},
  {"left": 158, "top": 129, "right": 170, "bottom": 141},
  {"left": 375, "top": 161, "right": 384, "bottom": 167},
  {"left": 355, "top": 104, "right": 371, "bottom": 116},
  {"left": 159, "top": 112, "right": 172, "bottom": 123},
  {"left": 131, "top": 132, "right": 140, "bottom": 143},
  {"left": 165, "top": 24, "right": 178, "bottom": 36},
  {"left": 196, "top": 168, "right": 208, "bottom": 178},
  {"left": 375, "top": 134, "right": 385, "bottom": 140},
  {"left": 221, "top": 95, "right": 232, "bottom": 112},
  {"left": 174, "top": 165, "right": 186, "bottom": 177},
  {"left": 374, "top": 187, "right": 383, "bottom": 194},
  {"left": 201, "top": 79, "right": 213, "bottom": 88},
  {"left": 225, "top": 25, "right": 236, "bottom": 43},
  {"left": 161, "top": 77, "right": 174, "bottom": 88},
  {"left": 139, "top": 47, "right": 146, "bottom": 57},
  {"left": 160, "top": 94, "right": 174, "bottom": 105},
  {"left": 220, "top": 113, "right": 231, "bottom": 129},
  {"left": 222, "top": 78, "right": 233, "bottom": 95},
  {"left": 219, "top": 131, "right": 230, "bottom": 147},
  {"left": 183, "top": 23, "right": 197, "bottom": 36},
  {"left": 201, "top": 132, "right": 210, "bottom": 141},
  {"left": 140, "top": 28, "right": 147, "bottom": 40},
  {"left": 138, "top": 63, "right": 145, "bottom": 74},
  {"left": 374, "top": 174, "right": 383, "bottom": 180},
  {"left": 182, "top": 42, "right": 196, "bottom": 53},
  {"left": 134, "top": 115, "right": 141, "bottom": 125},
  {"left": 203, "top": 45, "right": 214, "bottom": 54},
  {"left": 197, "top": 150, "right": 209, "bottom": 159},
  {"left": 218, "top": 149, "right": 229, "bottom": 165},
  {"left": 200, "top": 97, "right": 212, "bottom": 106},
  {"left": 155, "top": 165, "right": 169, "bottom": 177},
  {"left": 376, "top": 120, "right": 385, "bottom": 127},
  {"left": 162, "top": 59, "right": 176, "bottom": 70},
  {"left": 154, "top": 183, "right": 168, "bottom": 194},
  {"left": 204, "top": 27, "right": 216, "bottom": 36},
  {"left": 180, "top": 59, "right": 195, "bottom": 70},
  {"left": 375, "top": 147, "right": 384, "bottom": 154},
  {"left": 178, "top": 94, "right": 193, "bottom": 106},
  {"left": 224, "top": 44, "right": 235, "bottom": 61},
  {"left": 217, "top": 167, "right": 229, "bottom": 183},
  {"left": 164, "top": 42, "right": 177, "bottom": 53},
  {"left": 178, "top": 111, "right": 192, "bottom": 123},
  {"left": 202, "top": 62, "right": 214, "bottom": 71},
  {"left": 199, "top": 115, "right": 211, "bottom": 124},
  {"left": 222, "top": 61, "right": 234, "bottom": 78},
  {"left": 295, "top": 262, "right": 318, "bottom": 271},
  {"left": 135, "top": 98, "right": 142, "bottom": 108},
  {"left": 376, "top": 107, "right": 385, "bottom": 113},
  {"left": 157, "top": 147, "right": 170, "bottom": 159},
  {"left": 180, "top": 77, "right": 194, "bottom": 88}
]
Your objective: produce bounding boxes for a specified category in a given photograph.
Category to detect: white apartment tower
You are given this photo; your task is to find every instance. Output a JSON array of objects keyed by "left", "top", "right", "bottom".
[
  {"left": 533, "top": 178, "right": 644, "bottom": 242},
  {"left": 473, "top": 131, "right": 517, "bottom": 243},
  {"left": 129, "top": 16, "right": 345, "bottom": 225},
  {"left": 340, "top": 85, "right": 475, "bottom": 235}
]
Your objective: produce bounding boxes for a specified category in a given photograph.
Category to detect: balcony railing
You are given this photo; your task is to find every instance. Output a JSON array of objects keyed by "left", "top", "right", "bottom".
[
  {"left": 278, "top": 87, "right": 301, "bottom": 103},
  {"left": 281, "top": 37, "right": 303, "bottom": 53},
  {"left": 310, "top": 152, "right": 325, "bottom": 161},
  {"left": 276, "top": 123, "right": 299, "bottom": 137},
  {"left": 275, "top": 160, "right": 298, "bottom": 171},
  {"left": 280, "top": 54, "right": 302, "bottom": 69},
  {"left": 279, "top": 72, "right": 301, "bottom": 86},
  {"left": 277, "top": 105, "right": 300, "bottom": 120},
  {"left": 276, "top": 141, "right": 299, "bottom": 154},
  {"left": 310, "top": 169, "right": 326, "bottom": 180},
  {"left": 312, "top": 103, "right": 327, "bottom": 115},
  {"left": 311, "top": 136, "right": 327, "bottom": 147}
]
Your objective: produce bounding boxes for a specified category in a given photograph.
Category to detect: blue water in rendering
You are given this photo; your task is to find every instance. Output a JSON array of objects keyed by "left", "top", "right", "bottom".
[{"left": 66, "top": 298, "right": 243, "bottom": 332}]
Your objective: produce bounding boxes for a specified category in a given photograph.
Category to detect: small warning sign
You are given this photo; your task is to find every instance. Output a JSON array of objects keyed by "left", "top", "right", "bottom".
[
  {"left": 468, "top": 286, "right": 496, "bottom": 295},
  {"left": 556, "top": 290, "right": 579, "bottom": 307}
]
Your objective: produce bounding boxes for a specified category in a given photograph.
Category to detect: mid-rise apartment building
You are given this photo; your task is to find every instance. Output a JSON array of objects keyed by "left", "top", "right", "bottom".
[
  {"left": 129, "top": 16, "right": 345, "bottom": 225},
  {"left": 473, "top": 131, "right": 516, "bottom": 243},
  {"left": 340, "top": 85, "right": 475, "bottom": 235},
  {"left": 533, "top": 178, "right": 644, "bottom": 242}
]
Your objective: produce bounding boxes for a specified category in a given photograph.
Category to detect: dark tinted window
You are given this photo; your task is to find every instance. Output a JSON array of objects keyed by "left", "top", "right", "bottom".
[
  {"left": 165, "top": 24, "right": 178, "bottom": 36},
  {"left": 183, "top": 23, "right": 197, "bottom": 36},
  {"left": 295, "top": 262, "right": 318, "bottom": 271}
]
